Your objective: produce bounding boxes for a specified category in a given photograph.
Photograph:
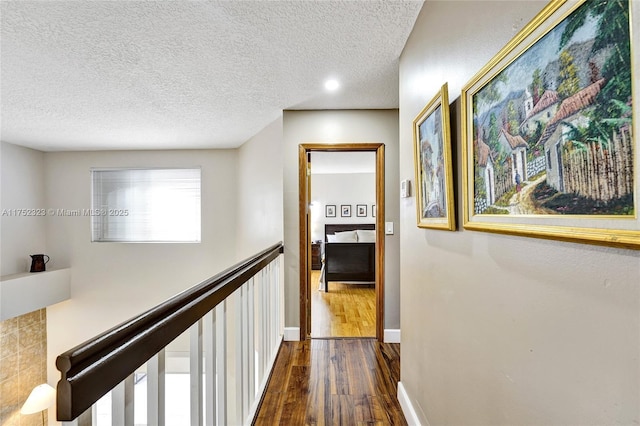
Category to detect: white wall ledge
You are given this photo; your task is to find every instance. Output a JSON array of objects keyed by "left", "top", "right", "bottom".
[{"left": 0, "top": 268, "right": 70, "bottom": 321}]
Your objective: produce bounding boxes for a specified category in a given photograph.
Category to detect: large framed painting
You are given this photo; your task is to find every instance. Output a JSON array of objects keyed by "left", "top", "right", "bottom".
[
  {"left": 461, "top": 0, "right": 639, "bottom": 249},
  {"left": 413, "top": 83, "right": 456, "bottom": 230}
]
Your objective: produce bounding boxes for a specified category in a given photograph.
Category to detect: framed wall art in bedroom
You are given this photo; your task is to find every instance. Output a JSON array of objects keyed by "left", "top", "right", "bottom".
[{"left": 325, "top": 204, "right": 336, "bottom": 218}]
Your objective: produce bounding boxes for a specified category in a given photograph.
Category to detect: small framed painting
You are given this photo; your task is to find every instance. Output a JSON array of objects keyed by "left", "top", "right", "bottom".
[
  {"left": 341, "top": 205, "right": 351, "bottom": 217},
  {"left": 413, "top": 82, "right": 456, "bottom": 230},
  {"left": 325, "top": 204, "right": 336, "bottom": 218},
  {"left": 356, "top": 204, "right": 367, "bottom": 217}
]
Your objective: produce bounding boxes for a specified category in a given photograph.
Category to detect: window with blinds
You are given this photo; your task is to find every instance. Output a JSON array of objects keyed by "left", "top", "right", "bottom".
[{"left": 91, "top": 168, "right": 201, "bottom": 242}]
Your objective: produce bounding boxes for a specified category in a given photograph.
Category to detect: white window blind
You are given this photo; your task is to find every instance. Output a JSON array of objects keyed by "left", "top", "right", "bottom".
[{"left": 91, "top": 168, "right": 201, "bottom": 242}]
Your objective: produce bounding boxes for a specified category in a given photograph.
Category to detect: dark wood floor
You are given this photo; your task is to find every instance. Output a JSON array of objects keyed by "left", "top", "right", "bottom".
[{"left": 254, "top": 339, "right": 407, "bottom": 426}]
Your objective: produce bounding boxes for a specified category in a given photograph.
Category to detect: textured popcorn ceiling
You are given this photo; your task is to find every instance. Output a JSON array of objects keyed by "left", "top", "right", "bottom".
[{"left": 1, "top": 1, "right": 423, "bottom": 151}]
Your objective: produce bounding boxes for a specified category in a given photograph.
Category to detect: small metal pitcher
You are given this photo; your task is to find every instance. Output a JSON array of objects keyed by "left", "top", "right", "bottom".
[{"left": 30, "top": 254, "right": 50, "bottom": 273}]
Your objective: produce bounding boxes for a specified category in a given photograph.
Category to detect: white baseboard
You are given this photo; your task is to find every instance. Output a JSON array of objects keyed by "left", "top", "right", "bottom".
[
  {"left": 283, "top": 327, "right": 300, "bottom": 341},
  {"left": 384, "top": 328, "right": 401, "bottom": 343},
  {"left": 397, "top": 381, "right": 424, "bottom": 426}
]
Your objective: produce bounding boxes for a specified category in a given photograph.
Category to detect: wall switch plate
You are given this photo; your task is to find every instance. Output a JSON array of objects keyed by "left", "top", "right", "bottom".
[
  {"left": 385, "top": 222, "right": 394, "bottom": 235},
  {"left": 400, "top": 179, "right": 411, "bottom": 198}
]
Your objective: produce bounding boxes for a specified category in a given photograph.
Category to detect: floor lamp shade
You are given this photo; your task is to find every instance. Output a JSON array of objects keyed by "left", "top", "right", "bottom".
[{"left": 20, "top": 383, "right": 56, "bottom": 415}]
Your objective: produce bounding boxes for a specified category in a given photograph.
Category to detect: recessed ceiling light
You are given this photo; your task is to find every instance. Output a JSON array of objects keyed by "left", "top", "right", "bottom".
[{"left": 324, "top": 79, "right": 339, "bottom": 91}]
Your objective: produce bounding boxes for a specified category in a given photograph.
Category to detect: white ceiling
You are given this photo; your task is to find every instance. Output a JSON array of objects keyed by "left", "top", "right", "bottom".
[{"left": 1, "top": 1, "right": 424, "bottom": 152}]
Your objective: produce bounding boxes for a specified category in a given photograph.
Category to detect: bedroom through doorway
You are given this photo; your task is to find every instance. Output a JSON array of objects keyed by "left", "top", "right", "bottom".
[{"left": 298, "top": 144, "right": 385, "bottom": 341}]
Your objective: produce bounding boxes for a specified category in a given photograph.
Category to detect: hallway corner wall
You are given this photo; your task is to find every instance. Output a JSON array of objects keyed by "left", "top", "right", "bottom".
[
  {"left": 236, "top": 116, "right": 284, "bottom": 260},
  {"left": 399, "top": 1, "right": 640, "bottom": 424}
]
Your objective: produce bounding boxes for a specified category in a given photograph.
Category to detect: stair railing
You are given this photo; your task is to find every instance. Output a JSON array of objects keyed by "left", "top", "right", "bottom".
[{"left": 56, "top": 242, "right": 284, "bottom": 425}]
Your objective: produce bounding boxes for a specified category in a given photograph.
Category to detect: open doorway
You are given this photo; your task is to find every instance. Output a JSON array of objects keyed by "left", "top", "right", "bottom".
[
  {"left": 309, "top": 151, "right": 376, "bottom": 338},
  {"left": 298, "top": 143, "right": 385, "bottom": 341}
]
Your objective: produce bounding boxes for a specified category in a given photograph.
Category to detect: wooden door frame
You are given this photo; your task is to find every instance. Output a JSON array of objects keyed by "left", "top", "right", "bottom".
[{"left": 298, "top": 143, "right": 385, "bottom": 341}]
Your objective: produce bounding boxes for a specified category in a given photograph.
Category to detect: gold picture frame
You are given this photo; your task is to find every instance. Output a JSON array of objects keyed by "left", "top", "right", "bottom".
[
  {"left": 461, "top": 0, "right": 638, "bottom": 249},
  {"left": 413, "top": 83, "right": 456, "bottom": 230}
]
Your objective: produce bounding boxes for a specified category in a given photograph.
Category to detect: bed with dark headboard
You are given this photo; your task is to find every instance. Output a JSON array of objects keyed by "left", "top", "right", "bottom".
[{"left": 321, "top": 223, "right": 375, "bottom": 291}]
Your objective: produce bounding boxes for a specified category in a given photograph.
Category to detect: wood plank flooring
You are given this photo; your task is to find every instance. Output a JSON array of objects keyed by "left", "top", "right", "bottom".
[
  {"left": 310, "top": 271, "right": 376, "bottom": 338},
  {"left": 254, "top": 339, "right": 406, "bottom": 426}
]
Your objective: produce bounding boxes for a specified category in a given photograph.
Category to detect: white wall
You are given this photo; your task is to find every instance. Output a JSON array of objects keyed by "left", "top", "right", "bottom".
[
  {"left": 44, "top": 149, "right": 239, "bottom": 385},
  {"left": 310, "top": 172, "right": 376, "bottom": 242},
  {"left": 283, "top": 109, "right": 401, "bottom": 331},
  {"left": 399, "top": 1, "right": 640, "bottom": 425},
  {"left": 236, "top": 117, "right": 284, "bottom": 259},
  {"left": 0, "top": 142, "right": 47, "bottom": 276}
]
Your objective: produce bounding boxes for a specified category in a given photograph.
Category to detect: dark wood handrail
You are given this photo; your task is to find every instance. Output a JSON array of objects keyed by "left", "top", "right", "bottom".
[{"left": 56, "top": 242, "right": 284, "bottom": 421}]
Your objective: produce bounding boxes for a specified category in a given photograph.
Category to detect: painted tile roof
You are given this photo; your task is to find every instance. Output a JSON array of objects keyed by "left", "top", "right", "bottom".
[
  {"left": 526, "top": 90, "right": 559, "bottom": 118},
  {"left": 549, "top": 78, "right": 605, "bottom": 126},
  {"left": 539, "top": 78, "right": 606, "bottom": 145},
  {"left": 500, "top": 128, "right": 528, "bottom": 149},
  {"left": 475, "top": 139, "right": 491, "bottom": 167}
]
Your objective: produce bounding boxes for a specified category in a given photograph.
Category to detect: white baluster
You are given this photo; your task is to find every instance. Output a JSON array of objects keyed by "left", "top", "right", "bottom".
[
  {"left": 266, "top": 264, "right": 273, "bottom": 354},
  {"left": 242, "top": 282, "right": 251, "bottom": 418},
  {"left": 190, "top": 319, "right": 203, "bottom": 426},
  {"left": 260, "top": 269, "right": 267, "bottom": 378},
  {"left": 235, "top": 287, "right": 245, "bottom": 422},
  {"left": 248, "top": 278, "right": 255, "bottom": 400},
  {"left": 278, "top": 257, "right": 284, "bottom": 340},
  {"left": 112, "top": 375, "right": 134, "bottom": 426},
  {"left": 272, "top": 262, "right": 277, "bottom": 349},
  {"left": 147, "top": 349, "right": 166, "bottom": 426},
  {"left": 216, "top": 302, "right": 227, "bottom": 425},
  {"left": 265, "top": 266, "right": 270, "bottom": 358},
  {"left": 203, "top": 310, "right": 216, "bottom": 426}
]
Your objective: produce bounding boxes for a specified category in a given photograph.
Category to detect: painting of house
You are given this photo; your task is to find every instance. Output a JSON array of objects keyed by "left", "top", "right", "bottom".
[
  {"left": 497, "top": 128, "right": 528, "bottom": 187},
  {"left": 470, "top": 0, "right": 633, "bottom": 216},
  {"left": 519, "top": 90, "right": 560, "bottom": 136},
  {"left": 475, "top": 138, "right": 495, "bottom": 209},
  {"left": 540, "top": 78, "right": 605, "bottom": 191},
  {"left": 415, "top": 100, "right": 449, "bottom": 219},
  {"left": 419, "top": 138, "right": 436, "bottom": 214}
]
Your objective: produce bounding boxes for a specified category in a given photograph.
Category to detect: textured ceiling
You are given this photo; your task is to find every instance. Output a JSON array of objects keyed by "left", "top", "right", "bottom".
[{"left": 1, "top": 1, "right": 423, "bottom": 151}]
